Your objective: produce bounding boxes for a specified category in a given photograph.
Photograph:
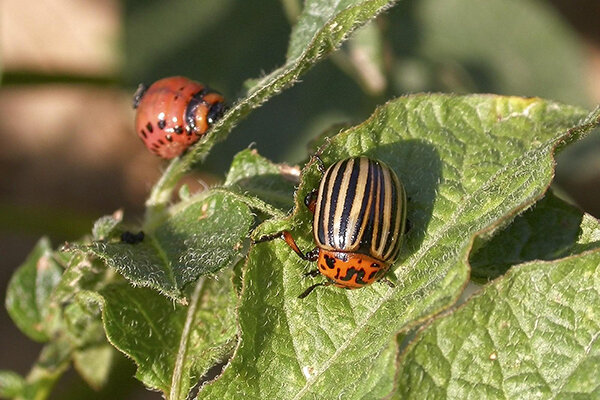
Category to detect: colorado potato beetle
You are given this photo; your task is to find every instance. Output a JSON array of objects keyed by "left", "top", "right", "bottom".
[
  {"left": 133, "top": 76, "right": 225, "bottom": 159},
  {"left": 259, "top": 156, "right": 407, "bottom": 298}
]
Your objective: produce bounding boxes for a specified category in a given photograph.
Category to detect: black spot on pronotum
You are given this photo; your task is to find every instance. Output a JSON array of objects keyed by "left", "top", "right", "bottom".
[
  {"left": 324, "top": 254, "right": 336, "bottom": 269},
  {"left": 146, "top": 122, "right": 153, "bottom": 133},
  {"left": 371, "top": 263, "right": 380, "bottom": 269},
  {"left": 121, "top": 231, "right": 145, "bottom": 244},
  {"left": 319, "top": 264, "right": 326, "bottom": 271},
  {"left": 339, "top": 267, "right": 367, "bottom": 284},
  {"left": 368, "top": 270, "right": 378, "bottom": 280},
  {"left": 157, "top": 120, "right": 166, "bottom": 130},
  {"left": 335, "top": 268, "right": 341, "bottom": 279}
]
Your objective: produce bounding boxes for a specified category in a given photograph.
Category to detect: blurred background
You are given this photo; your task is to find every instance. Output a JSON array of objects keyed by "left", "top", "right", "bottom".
[{"left": 1, "top": 0, "right": 599, "bottom": 398}]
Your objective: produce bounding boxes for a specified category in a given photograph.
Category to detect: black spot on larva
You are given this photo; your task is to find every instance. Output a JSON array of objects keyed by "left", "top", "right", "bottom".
[
  {"left": 184, "top": 89, "right": 210, "bottom": 134},
  {"left": 166, "top": 135, "right": 173, "bottom": 142},
  {"left": 179, "top": 86, "right": 185, "bottom": 90},
  {"left": 207, "top": 102, "right": 225, "bottom": 124},
  {"left": 324, "top": 254, "right": 336, "bottom": 269},
  {"left": 140, "top": 130, "right": 147, "bottom": 139},
  {"left": 146, "top": 122, "right": 153, "bottom": 133},
  {"left": 174, "top": 126, "right": 184, "bottom": 134},
  {"left": 158, "top": 139, "right": 165, "bottom": 145},
  {"left": 157, "top": 120, "right": 166, "bottom": 130},
  {"left": 152, "top": 142, "right": 160, "bottom": 148}
]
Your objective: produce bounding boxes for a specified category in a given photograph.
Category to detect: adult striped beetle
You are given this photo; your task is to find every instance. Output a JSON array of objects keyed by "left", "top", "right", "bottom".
[{"left": 258, "top": 156, "right": 407, "bottom": 298}]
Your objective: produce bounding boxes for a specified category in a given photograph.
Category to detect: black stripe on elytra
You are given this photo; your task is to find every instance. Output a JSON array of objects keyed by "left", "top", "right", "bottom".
[
  {"left": 317, "top": 164, "right": 335, "bottom": 246},
  {"left": 349, "top": 159, "right": 373, "bottom": 247},
  {"left": 327, "top": 159, "right": 350, "bottom": 246},
  {"left": 359, "top": 160, "right": 379, "bottom": 254},
  {"left": 390, "top": 183, "right": 406, "bottom": 261},
  {"left": 338, "top": 159, "right": 360, "bottom": 248},
  {"left": 338, "top": 267, "right": 367, "bottom": 285},
  {"left": 373, "top": 161, "right": 387, "bottom": 253},
  {"left": 384, "top": 172, "right": 400, "bottom": 259}
]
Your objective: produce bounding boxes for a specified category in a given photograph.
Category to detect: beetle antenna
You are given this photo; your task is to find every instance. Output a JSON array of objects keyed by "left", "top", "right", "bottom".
[{"left": 253, "top": 231, "right": 319, "bottom": 262}]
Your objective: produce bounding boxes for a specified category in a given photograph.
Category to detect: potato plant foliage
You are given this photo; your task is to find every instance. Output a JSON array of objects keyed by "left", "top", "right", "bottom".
[{"left": 3, "top": 1, "right": 600, "bottom": 400}]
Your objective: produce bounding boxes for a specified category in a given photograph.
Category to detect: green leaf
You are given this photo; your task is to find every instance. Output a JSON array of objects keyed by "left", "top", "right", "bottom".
[
  {"left": 91, "top": 210, "right": 123, "bottom": 241},
  {"left": 50, "top": 254, "right": 110, "bottom": 305},
  {"left": 81, "top": 192, "right": 253, "bottom": 300},
  {"left": 396, "top": 246, "right": 600, "bottom": 398},
  {"left": 5, "top": 237, "right": 63, "bottom": 342},
  {"left": 96, "top": 269, "right": 237, "bottom": 400},
  {"left": 199, "top": 95, "right": 600, "bottom": 399},
  {"left": 21, "top": 338, "right": 73, "bottom": 400},
  {"left": 0, "top": 370, "right": 25, "bottom": 398},
  {"left": 285, "top": 0, "right": 392, "bottom": 62},
  {"left": 72, "top": 345, "right": 115, "bottom": 390},
  {"left": 406, "top": 0, "right": 590, "bottom": 106},
  {"left": 146, "top": 0, "right": 398, "bottom": 214},
  {"left": 330, "top": 20, "right": 387, "bottom": 95},
  {"left": 224, "top": 148, "right": 299, "bottom": 212},
  {"left": 62, "top": 294, "right": 106, "bottom": 348},
  {"left": 470, "top": 191, "right": 589, "bottom": 281}
]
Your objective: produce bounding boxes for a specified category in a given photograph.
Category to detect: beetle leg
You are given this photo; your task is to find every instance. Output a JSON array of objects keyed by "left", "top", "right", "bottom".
[
  {"left": 304, "top": 189, "right": 318, "bottom": 213},
  {"left": 303, "top": 269, "right": 320, "bottom": 278},
  {"left": 313, "top": 155, "right": 326, "bottom": 175},
  {"left": 380, "top": 277, "right": 396, "bottom": 288},
  {"left": 252, "top": 231, "right": 284, "bottom": 244},
  {"left": 298, "top": 281, "right": 332, "bottom": 299}
]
